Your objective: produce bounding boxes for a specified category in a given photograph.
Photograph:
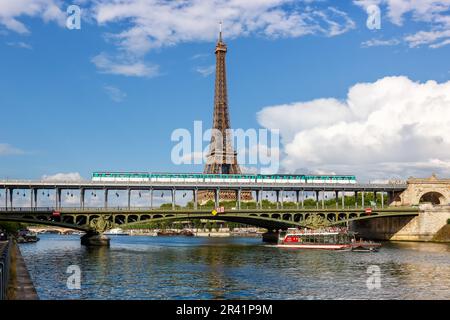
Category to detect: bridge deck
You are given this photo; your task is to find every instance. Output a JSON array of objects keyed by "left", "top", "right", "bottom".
[{"left": 0, "top": 180, "right": 407, "bottom": 191}]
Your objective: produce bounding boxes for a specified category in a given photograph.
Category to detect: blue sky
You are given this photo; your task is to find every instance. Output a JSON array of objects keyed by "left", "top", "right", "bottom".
[{"left": 1, "top": 0, "right": 450, "bottom": 181}]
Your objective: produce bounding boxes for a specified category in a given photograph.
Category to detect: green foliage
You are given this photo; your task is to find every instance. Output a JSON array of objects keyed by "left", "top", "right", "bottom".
[
  {"left": 0, "top": 222, "right": 26, "bottom": 234},
  {"left": 447, "top": 218, "right": 450, "bottom": 225},
  {"left": 185, "top": 201, "right": 194, "bottom": 209},
  {"left": 159, "top": 203, "right": 181, "bottom": 209},
  {"left": 200, "top": 200, "right": 215, "bottom": 209}
]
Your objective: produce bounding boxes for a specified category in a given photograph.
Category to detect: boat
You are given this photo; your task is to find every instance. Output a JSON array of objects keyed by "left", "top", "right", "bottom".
[
  {"left": 179, "top": 229, "right": 195, "bottom": 237},
  {"left": 103, "top": 228, "right": 130, "bottom": 236},
  {"left": 156, "top": 230, "right": 179, "bottom": 236},
  {"left": 17, "top": 229, "right": 40, "bottom": 243},
  {"left": 276, "top": 227, "right": 381, "bottom": 251}
]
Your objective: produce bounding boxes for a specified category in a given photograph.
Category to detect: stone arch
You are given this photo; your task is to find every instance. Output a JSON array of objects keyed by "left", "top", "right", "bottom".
[{"left": 419, "top": 192, "right": 446, "bottom": 205}]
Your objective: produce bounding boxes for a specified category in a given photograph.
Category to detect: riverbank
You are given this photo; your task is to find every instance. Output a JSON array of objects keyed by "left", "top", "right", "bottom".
[
  {"left": 7, "top": 241, "right": 38, "bottom": 300},
  {"left": 127, "top": 228, "right": 263, "bottom": 238}
]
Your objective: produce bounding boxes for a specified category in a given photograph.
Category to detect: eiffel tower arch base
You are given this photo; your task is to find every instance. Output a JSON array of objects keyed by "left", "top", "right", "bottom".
[{"left": 198, "top": 190, "right": 253, "bottom": 205}]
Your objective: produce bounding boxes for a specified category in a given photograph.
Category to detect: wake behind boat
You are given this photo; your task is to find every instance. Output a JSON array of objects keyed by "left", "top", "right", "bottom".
[{"left": 277, "top": 227, "right": 381, "bottom": 252}]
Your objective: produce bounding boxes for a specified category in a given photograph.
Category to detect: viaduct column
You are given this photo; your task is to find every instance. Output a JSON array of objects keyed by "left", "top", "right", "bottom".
[
  {"left": 55, "top": 188, "right": 61, "bottom": 210},
  {"left": 381, "top": 191, "right": 384, "bottom": 209},
  {"left": 237, "top": 189, "right": 241, "bottom": 210},
  {"left": 258, "top": 190, "right": 262, "bottom": 209},
  {"left": 354, "top": 191, "right": 358, "bottom": 209},
  {"left": 255, "top": 190, "right": 260, "bottom": 209},
  {"left": 280, "top": 190, "right": 284, "bottom": 209},
  {"left": 276, "top": 191, "right": 280, "bottom": 209},
  {"left": 4, "top": 188, "right": 8, "bottom": 209},
  {"left": 104, "top": 189, "right": 108, "bottom": 209},
  {"left": 335, "top": 191, "right": 339, "bottom": 209},
  {"left": 214, "top": 188, "right": 220, "bottom": 208},
  {"left": 315, "top": 191, "right": 319, "bottom": 209},
  {"left": 193, "top": 188, "right": 198, "bottom": 210},
  {"left": 321, "top": 189, "right": 325, "bottom": 209},
  {"left": 296, "top": 190, "right": 300, "bottom": 209},
  {"left": 33, "top": 188, "right": 38, "bottom": 210},
  {"left": 80, "top": 189, "right": 85, "bottom": 209},
  {"left": 373, "top": 191, "right": 377, "bottom": 207},
  {"left": 362, "top": 191, "right": 365, "bottom": 208},
  {"left": 301, "top": 189, "right": 304, "bottom": 208},
  {"left": 9, "top": 188, "right": 13, "bottom": 209},
  {"left": 127, "top": 189, "right": 131, "bottom": 210},
  {"left": 341, "top": 191, "right": 345, "bottom": 209},
  {"left": 172, "top": 189, "right": 176, "bottom": 210},
  {"left": 150, "top": 188, "right": 153, "bottom": 209}
]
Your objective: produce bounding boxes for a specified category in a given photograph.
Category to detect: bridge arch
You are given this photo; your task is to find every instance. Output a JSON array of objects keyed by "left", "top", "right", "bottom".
[
  {"left": 127, "top": 215, "right": 139, "bottom": 223},
  {"left": 419, "top": 192, "right": 446, "bottom": 205},
  {"left": 114, "top": 214, "right": 126, "bottom": 224}
]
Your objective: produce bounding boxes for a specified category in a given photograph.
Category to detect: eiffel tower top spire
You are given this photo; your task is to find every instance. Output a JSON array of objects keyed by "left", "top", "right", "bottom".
[{"left": 204, "top": 23, "right": 241, "bottom": 174}]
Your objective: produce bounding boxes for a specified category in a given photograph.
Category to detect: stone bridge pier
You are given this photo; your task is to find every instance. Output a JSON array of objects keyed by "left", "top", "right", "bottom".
[{"left": 353, "top": 175, "right": 450, "bottom": 242}]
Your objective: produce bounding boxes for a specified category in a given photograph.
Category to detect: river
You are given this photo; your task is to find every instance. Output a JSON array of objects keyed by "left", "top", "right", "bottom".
[{"left": 19, "top": 234, "right": 450, "bottom": 300}]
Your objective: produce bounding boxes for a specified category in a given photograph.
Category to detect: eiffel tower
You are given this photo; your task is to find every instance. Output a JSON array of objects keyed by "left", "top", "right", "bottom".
[
  {"left": 200, "top": 24, "right": 252, "bottom": 203},
  {"left": 204, "top": 24, "right": 240, "bottom": 174}
]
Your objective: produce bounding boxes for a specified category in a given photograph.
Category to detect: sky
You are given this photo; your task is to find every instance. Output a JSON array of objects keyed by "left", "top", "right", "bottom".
[{"left": 1, "top": 0, "right": 450, "bottom": 184}]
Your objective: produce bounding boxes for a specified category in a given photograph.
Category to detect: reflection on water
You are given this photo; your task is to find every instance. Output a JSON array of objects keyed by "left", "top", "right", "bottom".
[{"left": 19, "top": 235, "right": 450, "bottom": 300}]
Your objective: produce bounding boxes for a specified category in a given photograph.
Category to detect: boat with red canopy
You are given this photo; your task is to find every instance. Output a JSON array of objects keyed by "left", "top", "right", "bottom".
[{"left": 277, "top": 227, "right": 381, "bottom": 251}]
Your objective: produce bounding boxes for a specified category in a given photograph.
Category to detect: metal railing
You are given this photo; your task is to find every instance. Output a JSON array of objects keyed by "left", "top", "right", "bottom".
[{"left": 0, "top": 239, "right": 12, "bottom": 300}]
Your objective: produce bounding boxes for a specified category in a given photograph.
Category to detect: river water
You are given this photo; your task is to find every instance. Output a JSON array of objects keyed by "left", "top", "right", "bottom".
[{"left": 19, "top": 234, "right": 450, "bottom": 300}]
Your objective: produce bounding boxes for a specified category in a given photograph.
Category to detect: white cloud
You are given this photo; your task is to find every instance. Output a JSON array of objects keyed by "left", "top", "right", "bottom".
[
  {"left": 0, "top": 143, "right": 24, "bottom": 156},
  {"left": 93, "top": 0, "right": 355, "bottom": 55},
  {"left": 91, "top": 52, "right": 159, "bottom": 77},
  {"left": 361, "top": 38, "right": 400, "bottom": 47},
  {"left": 6, "top": 41, "right": 32, "bottom": 49},
  {"left": 190, "top": 53, "right": 210, "bottom": 60},
  {"left": 258, "top": 76, "right": 450, "bottom": 181},
  {"left": 0, "top": 0, "right": 65, "bottom": 34},
  {"left": 195, "top": 65, "right": 215, "bottom": 77},
  {"left": 404, "top": 29, "right": 450, "bottom": 48},
  {"left": 354, "top": 0, "right": 450, "bottom": 48},
  {"left": 179, "top": 151, "right": 207, "bottom": 164},
  {"left": 103, "top": 85, "right": 127, "bottom": 102},
  {"left": 42, "top": 172, "right": 84, "bottom": 181},
  {"left": 240, "top": 165, "right": 259, "bottom": 174}
]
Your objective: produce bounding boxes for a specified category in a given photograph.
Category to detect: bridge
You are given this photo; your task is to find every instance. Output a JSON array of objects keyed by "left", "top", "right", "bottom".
[
  {"left": 0, "top": 206, "right": 419, "bottom": 232},
  {"left": 0, "top": 180, "right": 407, "bottom": 211},
  {"left": 0, "top": 175, "right": 449, "bottom": 245}
]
